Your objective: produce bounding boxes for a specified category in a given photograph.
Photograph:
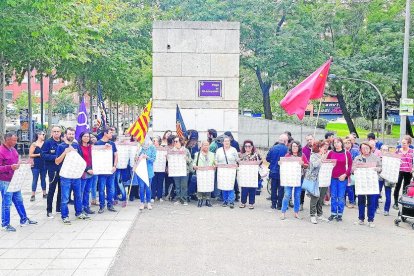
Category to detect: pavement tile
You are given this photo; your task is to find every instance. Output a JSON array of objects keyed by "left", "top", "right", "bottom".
[
  {"left": 0, "top": 239, "right": 19, "bottom": 249},
  {"left": 67, "top": 240, "right": 97, "bottom": 249},
  {"left": 50, "top": 232, "right": 78, "bottom": 241},
  {"left": 29, "top": 249, "right": 63, "bottom": 259},
  {"left": 26, "top": 232, "right": 55, "bottom": 240},
  {"left": 8, "top": 270, "right": 43, "bottom": 276},
  {"left": 46, "top": 258, "right": 83, "bottom": 270},
  {"left": 40, "top": 269, "right": 76, "bottom": 276},
  {"left": 86, "top": 248, "right": 118, "bottom": 258},
  {"left": 15, "top": 258, "right": 53, "bottom": 270},
  {"left": 57, "top": 249, "right": 90, "bottom": 259},
  {"left": 77, "top": 258, "right": 113, "bottom": 270},
  {"left": 72, "top": 269, "right": 107, "bottom": 276},
  {"left": 0, "top": 258, "right": 24, "bottom": 269},
  {"left": 94, "top": 239, "right": 123, "bottom": 248},
  {"left": 0, "top": 249, "right": 34, "bottom": 259},
  {"left": 0, "top": 249, "right": 7, "bottom": 256},
  {"left": 15, "top": 239, "right": 48, "bottom": 249},
  {"left": 40, "top": 239, "right": 72, "bottom": 249},
  {"left": 75, "top": 232, "right": 101, "bottom": 240}
]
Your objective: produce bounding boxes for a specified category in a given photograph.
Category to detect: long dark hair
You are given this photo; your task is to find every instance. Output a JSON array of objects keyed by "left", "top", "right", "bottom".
[
  {"left": 32, "top": 130, "right": 45, "bottom": 142},
  {"left": 79, "top": 131, "right": 92, "bottom": 145},
  {"left": 288, "top": 140, "right": 302, "bottom": 156},
  {"left": 241, "top": 139, "right": 256, "bottom": 154}
]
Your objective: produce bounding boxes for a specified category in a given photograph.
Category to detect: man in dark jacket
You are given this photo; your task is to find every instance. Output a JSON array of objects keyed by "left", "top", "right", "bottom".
[
  {"left": 266, "top": 134, "right": 288, "bottom": 209},
  {"left": 41, "top": 126, "right": 62, "bottom": 218}
]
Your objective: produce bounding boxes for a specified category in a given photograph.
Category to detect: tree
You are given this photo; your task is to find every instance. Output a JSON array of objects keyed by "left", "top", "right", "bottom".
[{"left": 13, "top": 93, "right": 40, "bottom": 113}]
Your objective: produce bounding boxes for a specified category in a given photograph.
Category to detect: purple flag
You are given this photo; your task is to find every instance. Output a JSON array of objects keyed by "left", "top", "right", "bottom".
[{"left": 75, "top": 98, "right": 90, "bottom": 141}]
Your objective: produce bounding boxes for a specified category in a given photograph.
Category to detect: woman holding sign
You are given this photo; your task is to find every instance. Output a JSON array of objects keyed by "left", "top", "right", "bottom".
[
  {"left": 353, "top": 142, "right": 381, "bottom": 228},
  {"left": 168, "top": 136, "right": 192, "bottom": 206},
  {"left": 215, "top": 136, "right": 239, "bottom": 209},
  {"left": 280, "top": 141, "right": 308, "bottom": 220},
  {"left": 78, "top": 132, "right": 95, "bottom": 215},
  {"left": 327, "top": 138, "right": 352, "bottom": 222},
  {"left": 393, "top": 135, "right": 413, "bottom": 210},
  {"left": 193, "top": 141, "right": 215, "bottom": 207},
  {"left": 152, "top": 136, "right": 167, "bottom": 202},
  {"left": 238, "top": 140, "right": 262, "bottom": 209}
]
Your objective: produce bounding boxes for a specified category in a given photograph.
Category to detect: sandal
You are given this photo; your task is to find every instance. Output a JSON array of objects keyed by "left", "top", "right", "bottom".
[{"left": 239, "top": 204, "right": 246, "bottom": 208}]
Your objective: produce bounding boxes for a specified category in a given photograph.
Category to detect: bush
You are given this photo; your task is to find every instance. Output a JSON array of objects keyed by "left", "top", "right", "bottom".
[
  {"left": 274, "top": 115, "right": 328, "bottom": 129},
  {"left": 354, "top": 117, "right": 371, "bottom": 130}
]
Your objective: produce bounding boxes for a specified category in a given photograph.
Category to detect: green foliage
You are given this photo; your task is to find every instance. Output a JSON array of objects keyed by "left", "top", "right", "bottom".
[
  {"left": 13, "top": 93, "right": 39, "bottom": 114},
  {"left": 51, "top": 87, "right": 77, "bottom": 115}
]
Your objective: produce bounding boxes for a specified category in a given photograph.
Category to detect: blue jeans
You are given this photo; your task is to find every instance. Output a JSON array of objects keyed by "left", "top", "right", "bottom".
[
  {"left": 31, "top": 168, "right": 47, "bottom": 192},
  {"left": 81, "top": 177, "right": 93, "bottom": 211},
  {"left": 98, "top": 174, "right": 115, "bottom": 208},
  {"left": 241, "top": 187, "right": 256, "bottom": 205},
  {"left": 114, "top": 170, "right": 126, "bottom": 201},
  {"left": 282, "top": 186, "right": 302, "bottom": 213},
  {"left": 330, "top": 178, "right": 347, "bottom": 216},
  {"left": 152, "top": 172, "right": 165, "bottom": 199},
  {"left": 270, "top": 178, "right": 284, "bottom": 208},
  {"left": 138, "top": 177, "right": 152, "bottom": 203},
  {"left": 91, "top": 175, "right": 98, "bottom": 200},
  {"left": 0, "top": 181, "right": 28, "bottom": 226},
  {"left": 60, "top": 177, "right": 82, "bottom": 219},
  {"left": 358, "top": 194, "right": 376, "bottom": 222},
  {"left": 346, "top": 185, "right": 355, "bottom": 204},
  {"left": 222, "top": 190, "right": 235, "bottom": 204},
  {"left": 383, "top": 186, "right": 392, "bottom": 212}
]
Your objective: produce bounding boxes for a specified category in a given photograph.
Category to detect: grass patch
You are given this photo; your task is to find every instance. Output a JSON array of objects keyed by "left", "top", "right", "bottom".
[{"left": 325, "top": 123, "right": 400, "bottom": 139}]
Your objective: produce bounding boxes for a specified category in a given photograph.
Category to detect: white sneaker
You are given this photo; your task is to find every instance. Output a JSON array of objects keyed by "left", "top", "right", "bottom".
[
  {"left": 310, "top": 216, "right": 318, "bottom": 224},
  {"left": 139, "top": 204, "right": 145, "bottom": 210},
  {"left": 384, "top": 211, "right": 389, "bottom": 216},
  {"left": 317, "top": 215, "right": 329, "bottom": 222},
  {"left": 368, "top": 222, "right": 375, "bottom": 228},
  {"left": 183, "top": 201, "right": 188, "bottom": 206},
  {"left": 147, "top": 203, "right": 152, "bottom": 210},
  {"left": 150, "top": 199, "right": 154, "bottom": 203},
  {"left": 159, "top": 198, "right": 164, "bottom": 202},
  {"left": 354, "top": 220, "right": 364, "bottom": 225}
]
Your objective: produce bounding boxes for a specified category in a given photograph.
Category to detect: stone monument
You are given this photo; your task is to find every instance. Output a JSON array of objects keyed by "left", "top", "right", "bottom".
[{"left": 152, "top": 21, "right": 240, "bottom": 139}]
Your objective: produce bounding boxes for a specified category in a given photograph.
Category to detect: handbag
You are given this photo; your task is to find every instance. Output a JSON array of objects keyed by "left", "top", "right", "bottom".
[{"left": 302, "top": 178, "right": 320, "bottom": 197}]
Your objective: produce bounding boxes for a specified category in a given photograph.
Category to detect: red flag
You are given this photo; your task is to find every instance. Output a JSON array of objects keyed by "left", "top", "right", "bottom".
[{"left": 280, "top": 59, "right": 332, "bottom": 120}]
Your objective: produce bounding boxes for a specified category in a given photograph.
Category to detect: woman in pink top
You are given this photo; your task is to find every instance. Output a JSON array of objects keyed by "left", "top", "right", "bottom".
[
  {"left": 327, "top": 137, "right": 352, "bottom": 222},
  {"left": 393, "top": 135, "right": 413, "bottom": 209}
]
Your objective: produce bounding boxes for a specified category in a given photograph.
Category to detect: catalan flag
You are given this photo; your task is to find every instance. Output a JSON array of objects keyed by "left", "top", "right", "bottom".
[
  {"left": 127, "top": 100, "right": 152, "bottom": 143},
  {"left": 176, "top": 105, "right": 187, "bottom": 138}
]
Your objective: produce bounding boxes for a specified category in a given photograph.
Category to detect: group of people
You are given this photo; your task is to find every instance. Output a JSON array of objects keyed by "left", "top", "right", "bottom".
[
  {"left": 1, "top": 125, "right": 413, "bottom": 232},
  {"left": 268, "top": 131, "right": 414, "bottom": 227}
]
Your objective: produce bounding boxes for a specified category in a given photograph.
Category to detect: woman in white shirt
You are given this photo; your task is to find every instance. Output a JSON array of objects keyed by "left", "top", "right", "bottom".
[{"left": 215, "top": 136, "right": 238, "bottom": 208}]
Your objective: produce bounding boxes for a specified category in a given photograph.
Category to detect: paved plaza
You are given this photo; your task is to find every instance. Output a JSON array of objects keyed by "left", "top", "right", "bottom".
[{"left": 2, "top": 184, "right": 414, "bottom": 276}]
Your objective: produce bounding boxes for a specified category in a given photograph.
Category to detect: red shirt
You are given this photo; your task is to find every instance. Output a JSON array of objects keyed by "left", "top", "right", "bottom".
[
  {"left": 0, "top": 144, "right": 19, "bottom": 182},
  {"left": 80, "top": 145, "right": 92, "bottom": 167}
]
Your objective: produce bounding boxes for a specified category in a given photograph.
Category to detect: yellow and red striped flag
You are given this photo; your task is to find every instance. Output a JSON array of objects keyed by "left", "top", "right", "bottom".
[{"left": 127, "top": 100, "right": 152, "bottom": 143}]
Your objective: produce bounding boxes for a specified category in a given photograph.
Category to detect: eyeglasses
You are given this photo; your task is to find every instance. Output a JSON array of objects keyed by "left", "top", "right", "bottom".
[
  {"left": 244, "top": 145, "right": 252, "bottom": 148},
  {"left": 174, "top": 140, "right": 180, "bottom": 143}
]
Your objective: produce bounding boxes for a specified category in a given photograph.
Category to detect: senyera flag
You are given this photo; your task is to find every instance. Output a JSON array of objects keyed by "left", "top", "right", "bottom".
[
  {"left": 176, "top": 105, "right": 187, "bottom": 138},
  {"left": 127, "top": 99, "right": 152, "bottom": 144},
  {"left": 280, "top": 58, "right": 332, "bottom": 120},
  {"left": 75, "top": 97, "right": 90, "bottom": 141}
]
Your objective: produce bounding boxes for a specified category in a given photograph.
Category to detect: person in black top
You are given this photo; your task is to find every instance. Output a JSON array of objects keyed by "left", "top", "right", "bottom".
[
  {"left": 29, "top": 131, "right": 47, "bottom": 201},
  {"left": 41, "top": 126, "right": 62, "bottom": 218}
]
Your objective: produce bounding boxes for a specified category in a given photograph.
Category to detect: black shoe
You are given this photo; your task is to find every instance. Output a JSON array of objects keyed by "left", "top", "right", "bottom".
[
  {"left": 30, "top": 195, "right": 35, "bottom": 202},
  {"left": 229, "top": 203, "right": 235, "bottom": 209},
  {"left": 288, "top": 200, "right": 294, "bottom": 208},
  {"left": 98, "top": 208, "right": 105, "bottom": 214},
  {"left": 190, "top": 195, "right": 198, "bottom": 201},
  {"left": 129, "top": 197, "right": 134, "bottom": 202},
  {"left": 271, "top": 204, "right": 276, "bottom": 209},
  {"left": 56, "top": 209, "right": 61, "bottom": 213},
  {"left": 276, "top": 206, "right": 282, "bottom": 210},
  {"left": 205, "top": 200, "right": 212, "bottom": 207},
  {"left": 197, "top": 199, "right": 203, "bottom": 207},
  {"left": 107, "top": 206, "right": 117, "bottom": 212},
  {"left": 336, "top": 215, "right": 343, "bottom": 222},
  {"left": 235, "top": 195, "right": 240, "bottom": 202},
  {"left": 221, "top": 202, "right": 228, "bottom": 207},
  {"left": 84, "top": 208, "right": 95, "bottom": 215},
  {"left": 43, "top": 193, "right": 48, "bottom": 199},
  {"left": 47, "top": 212, "right": 54, "bottom": 219},
  {"left": 328, "top": 215, "right": 337, "bottom": 221}
]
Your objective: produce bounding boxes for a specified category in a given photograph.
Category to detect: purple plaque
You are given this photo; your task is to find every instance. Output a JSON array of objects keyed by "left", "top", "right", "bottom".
[{"left": 198, "top": 80, "right": 222, "bottom": 97}]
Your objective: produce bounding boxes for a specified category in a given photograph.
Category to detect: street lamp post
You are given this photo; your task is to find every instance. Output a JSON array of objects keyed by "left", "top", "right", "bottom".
[{"left": 328, "top": 74, "right": 385, "bottom": 142}]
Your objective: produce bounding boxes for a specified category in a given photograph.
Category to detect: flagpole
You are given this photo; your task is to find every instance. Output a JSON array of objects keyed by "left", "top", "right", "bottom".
[
  {"left": 126, "top": 164, "right": 137, "bottom": 206},
  {"left": 313, "top": 98, "right": 323, "bottom": 137}
]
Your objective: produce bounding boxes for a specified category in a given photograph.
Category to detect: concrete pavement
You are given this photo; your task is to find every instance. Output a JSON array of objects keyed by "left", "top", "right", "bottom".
[{"left": 109, "top": 194, "right": 414, "bottom": 276}]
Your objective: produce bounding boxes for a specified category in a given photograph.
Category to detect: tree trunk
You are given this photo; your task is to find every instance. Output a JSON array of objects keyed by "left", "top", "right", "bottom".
[
  {"left": 40, "top": 73, "right": 44, "bottom": 130},
  {"left": 27, "top": 65, "right": 33, "bottom": 142},
  {"left": 0, "top": 55, "right": 5, "bottom": 139},
  {"left": 255, "top": 67, "right": 272, "bottom": 120},
  {"left": 336, "top": 92, "right": 359, "bottom": 138},
  {"left": 47, "top": 74, "right": 54, "bottom": 134}
]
